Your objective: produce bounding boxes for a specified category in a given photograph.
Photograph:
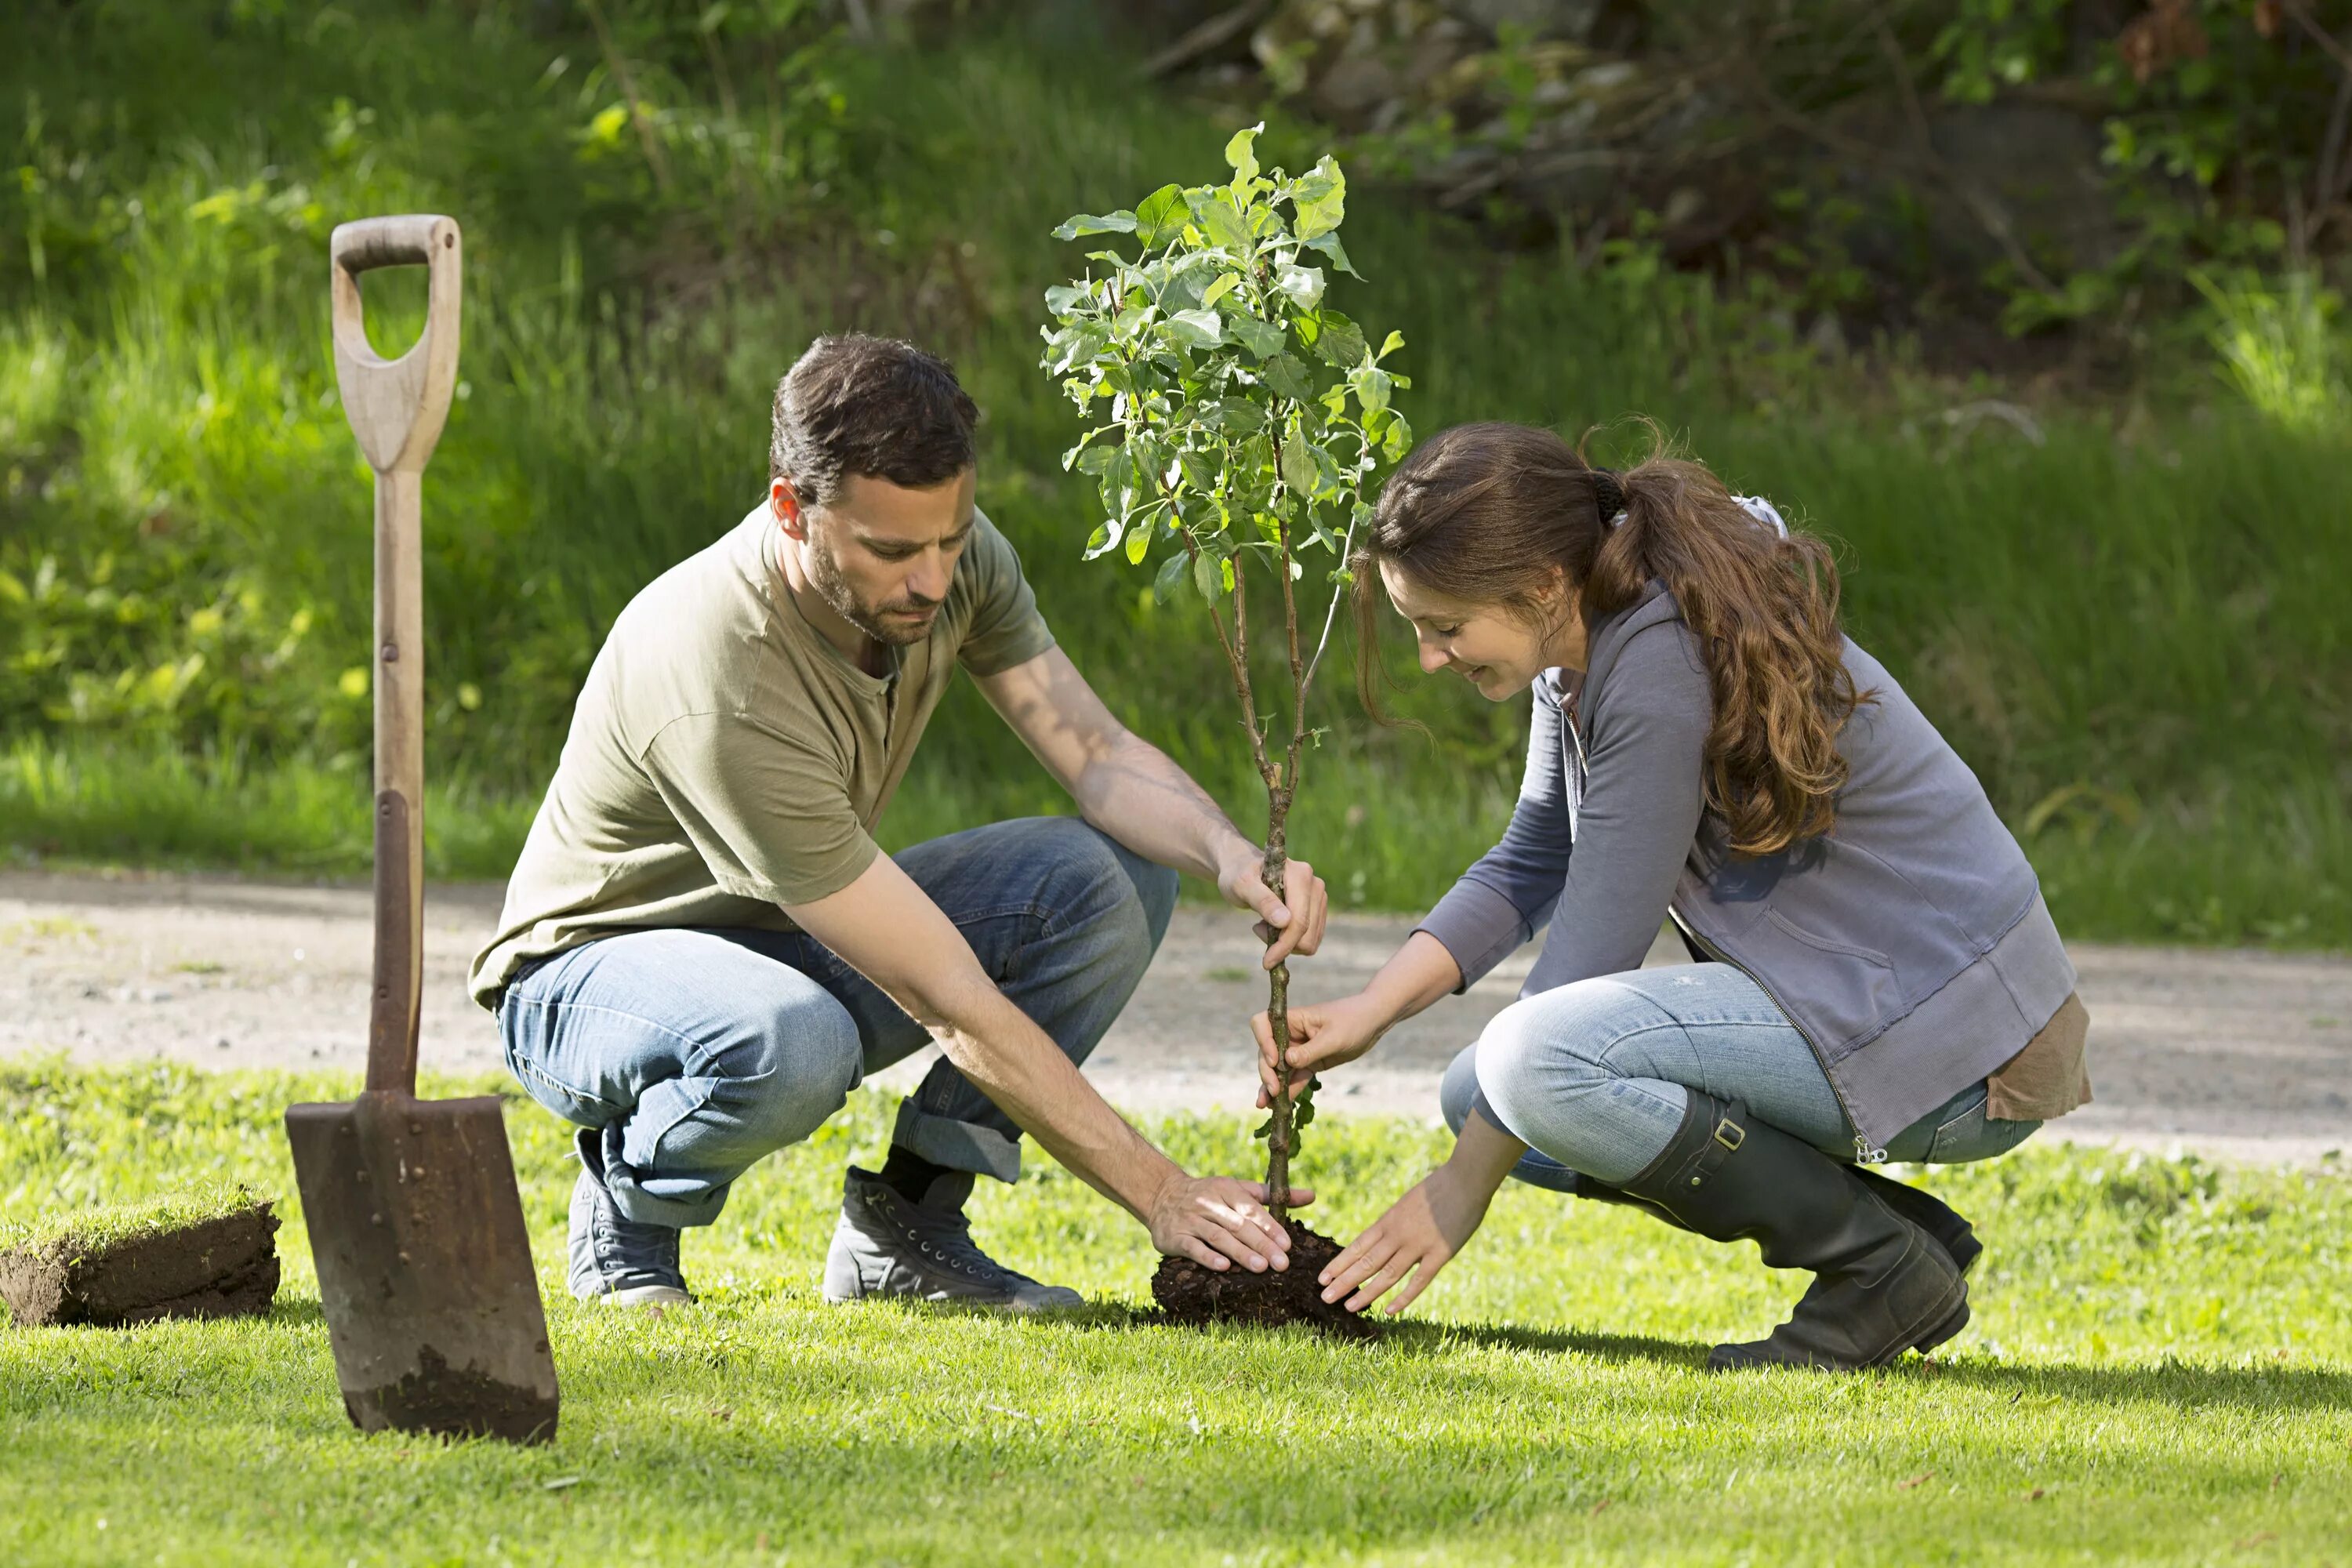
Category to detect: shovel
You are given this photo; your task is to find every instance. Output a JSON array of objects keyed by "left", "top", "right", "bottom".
[{"left": 285, "top": 214, "right": 560, "bottom": 1445}]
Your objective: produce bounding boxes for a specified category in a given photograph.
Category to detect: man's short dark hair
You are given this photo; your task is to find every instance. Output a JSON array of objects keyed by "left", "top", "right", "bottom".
[{"left": 769, "top": 334, "right": 978, "bottom": 504}]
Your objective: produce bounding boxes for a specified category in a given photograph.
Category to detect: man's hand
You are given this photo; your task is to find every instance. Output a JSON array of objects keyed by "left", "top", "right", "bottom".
[
  {"left": 1214, "top": 840, "right": 1328, "bottom": 968},
  {"left": 1149, "top": 1174, "right": 1315, "bottom": 1272},
  {"left": 1252, "top": 989, "right": 1393, "bottom": 1105}
]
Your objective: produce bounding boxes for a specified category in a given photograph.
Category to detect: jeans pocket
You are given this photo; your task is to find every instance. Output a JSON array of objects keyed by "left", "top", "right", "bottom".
[{"left": 1925, "top": 1087, "right": 2040, "bottom": 1164}]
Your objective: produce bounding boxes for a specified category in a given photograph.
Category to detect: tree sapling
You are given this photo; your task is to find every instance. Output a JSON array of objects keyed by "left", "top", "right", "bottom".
[{"left": 1041, "top": 126, "right": 1411, "bottom": 1334}]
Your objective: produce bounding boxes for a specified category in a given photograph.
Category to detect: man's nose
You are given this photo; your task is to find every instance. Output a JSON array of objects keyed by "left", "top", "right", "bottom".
[{"left": 907, "top": 556, "right": 951, "bottom": 604}]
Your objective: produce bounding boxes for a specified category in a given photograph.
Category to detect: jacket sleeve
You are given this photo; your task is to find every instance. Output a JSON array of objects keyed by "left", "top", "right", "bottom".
[
  {"left": 1414, "top": 679, "right": 1575, "bottom": 992},
  {"left": 1519, "top": 622, "right": 1711, "bottom": 996}
]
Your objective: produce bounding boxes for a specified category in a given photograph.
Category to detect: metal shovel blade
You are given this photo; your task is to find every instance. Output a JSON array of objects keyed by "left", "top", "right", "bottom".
[{"left": 285, "top": 1090, "right": 559, "bottom": 1443}]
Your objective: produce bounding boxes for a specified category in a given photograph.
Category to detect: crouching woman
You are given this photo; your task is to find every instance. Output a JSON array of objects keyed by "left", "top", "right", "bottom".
[{"left": 1260, "top": 422, "right": 2091, "bottom": 1370}]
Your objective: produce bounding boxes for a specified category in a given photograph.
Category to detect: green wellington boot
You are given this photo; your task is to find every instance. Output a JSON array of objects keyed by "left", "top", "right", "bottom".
[{"left": 1614, "top": 1091, "right": 1969, "bottom": 1371}]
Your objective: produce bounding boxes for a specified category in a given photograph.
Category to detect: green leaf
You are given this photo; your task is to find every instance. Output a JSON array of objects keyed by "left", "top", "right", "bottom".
[
  {"left": 1124, "top": 521, "right": 1152, "bottom": 566},
  {"left": 1348, "top": 364, "right": 1392, "bottom": 415},
  {"left": 1225, "top": 122, "right": 1263, "bottom": 187},
  {"left": 1187, "top": 549, "right": 1225, "bottom": 601},
  {"left": 1178, "top": 448, "right": 1221, "bottom": 493},
  {"left": 1052, "top": 210, "right": 1138, "bottom": 241},
  {"left": 1214, "top": 397, "right": 1266, "bottom": 434},
  {"left": 1299, "top": 230, "right": 1361, "bottom": 278},
  {"left": 1378, "top": 328, "right": 1405, "bottom": 361},
  {"left": 1273, "top": 263, "right": 1325, "bottom": 312},
  {"left": 1199, "top": 272, "right": 1240, "bottom": 309},
  {"left": 1165, "top": 308, "right": 1223, "bottom": 348},
  {"left": 1228, "top": 314, "right": 1286, "bottom": 360},
  {"left": 1083, "top": 520, "right": 1120, "bottom": 560},
  {"left": 1259, "top": 352, "right": 1315, "bottom": 403},
  {"left": 1189, "top": 191, "right": 1251, "bottom": 252},
  {"left": 1291, "top": 154, "right": 1347, "bottom": 241},
  {"left": 1133, "top": 184, "right": 1188, "bottom": 250},
  {"left": 1044, "top": 282, "right": 1093, "bottom": 316},
  {"left": 1381, "top": 409, "right": 1414, "bottom": 463},
  {"left": 1280, "top": 433, "right": 1317, "bottom": 496},
  {"left": 1305, "top": 310, "right": 1367, "bottom": 369},
  {"left": 1075, "top": 441, "right": 1120, "bottom": 476},
  {"left": 1152, "top": 550, "right": 1190, "bottom": 605}
]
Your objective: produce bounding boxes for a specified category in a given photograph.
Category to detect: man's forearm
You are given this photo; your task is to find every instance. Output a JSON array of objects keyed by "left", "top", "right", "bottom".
[
  {"left": 925, "top": 969, "right": 1183, "bottom": 1221},
  {"left": 1069, "top": 731, "right": 1251, "bottom": 881}
]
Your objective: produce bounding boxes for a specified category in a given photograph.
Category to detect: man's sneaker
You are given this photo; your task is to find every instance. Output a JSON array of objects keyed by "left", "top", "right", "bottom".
[
  {"left": 568, "top": 1139, "right": 691, "bottom": 1307},
  {"left": 823, "top": 1166, "right": 1083, "bottom": 1312}
]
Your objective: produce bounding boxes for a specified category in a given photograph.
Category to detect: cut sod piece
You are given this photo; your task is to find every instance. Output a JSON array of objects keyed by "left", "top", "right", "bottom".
[
  {"left": 1151, "top": 1225, "right": 1381, "bottom": 1341},
  {"left": 0, "top": 1182, "right": 279, "bottom": 1327}
]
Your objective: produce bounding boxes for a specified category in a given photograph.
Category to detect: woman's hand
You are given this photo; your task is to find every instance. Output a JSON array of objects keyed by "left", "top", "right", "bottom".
[
  {"left": 1319, "top": 1106, "right": 1530, "bottom": 1315},
  {"left": 1318, "top": 1161, "right": 1494, "bottom": 1315},
  {"left": 1252, "top": 989, "right": 1396, "bottom": 1104}
]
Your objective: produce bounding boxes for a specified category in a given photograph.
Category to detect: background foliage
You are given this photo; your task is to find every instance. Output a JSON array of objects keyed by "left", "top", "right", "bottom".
[{"left": 0, "top": 0, "right": 2347, "bottom": 946}]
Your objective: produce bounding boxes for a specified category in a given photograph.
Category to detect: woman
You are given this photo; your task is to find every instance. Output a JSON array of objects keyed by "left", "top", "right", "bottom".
[{"left": 1257, "top": 422, "right": 2089, "bottom": 1370}]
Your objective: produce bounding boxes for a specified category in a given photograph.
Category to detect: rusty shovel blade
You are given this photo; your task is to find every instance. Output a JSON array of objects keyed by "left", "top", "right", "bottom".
[{"left": 285, "top": 1090, "right": 560, "bottom": 1444}]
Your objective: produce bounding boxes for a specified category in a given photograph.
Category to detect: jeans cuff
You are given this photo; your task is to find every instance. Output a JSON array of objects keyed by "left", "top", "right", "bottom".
[
  {"left": 892, "top": 1098, "right": 1022, "bottom": 1185},
  {"left": 593, "top": 1124, "right": 730, "bottom": 1228}
]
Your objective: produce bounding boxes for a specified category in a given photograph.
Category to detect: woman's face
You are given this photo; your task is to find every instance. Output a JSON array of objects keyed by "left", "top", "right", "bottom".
[{"left": 1379, "top": 561, "right": 1584, "bottom": 701}]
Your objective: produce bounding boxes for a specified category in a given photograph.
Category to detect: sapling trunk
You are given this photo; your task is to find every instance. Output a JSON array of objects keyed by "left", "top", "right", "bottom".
[{"left": 1260, "top": 798, "right": 1295, "bottom": 1220}]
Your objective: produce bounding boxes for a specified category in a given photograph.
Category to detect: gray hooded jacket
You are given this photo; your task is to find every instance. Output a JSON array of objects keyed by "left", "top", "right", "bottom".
[{"left": 1417, "top": 582, "right": 2078, "bottom": 1153}]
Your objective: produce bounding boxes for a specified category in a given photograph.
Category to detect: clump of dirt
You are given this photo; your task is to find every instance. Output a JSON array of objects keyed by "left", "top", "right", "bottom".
[
  {"left": 1150, "top": 1225, "right": 1381, "bottom": 1341},
  {"left": 0, "top": 1203, "right": 280, "bottom": 1327},
  {"left": 355, "top": 1344, "right": 561, "bottom": 1445}
]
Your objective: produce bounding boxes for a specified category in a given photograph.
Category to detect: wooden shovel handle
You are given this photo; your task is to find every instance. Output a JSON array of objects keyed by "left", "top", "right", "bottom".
[
  {"left": 330, "top": 215, "right": 461, "bottom": 1094},
  {"left": 329, "top": 215, "right": 462, "bottom": 476}
]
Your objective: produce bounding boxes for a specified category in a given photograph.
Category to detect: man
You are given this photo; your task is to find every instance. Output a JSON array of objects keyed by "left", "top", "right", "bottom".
[{"left": 470, "top": 333, "right": 1327, "bottom": 1310}]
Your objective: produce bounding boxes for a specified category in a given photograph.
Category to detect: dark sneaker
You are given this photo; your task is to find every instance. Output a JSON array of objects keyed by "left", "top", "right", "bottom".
[
  {"left": 568, "top": 1134, "right": 691, "bottom": 1308},
  {"left": 822, "top": 1166, "right": 1083, "bottom": 1312}
]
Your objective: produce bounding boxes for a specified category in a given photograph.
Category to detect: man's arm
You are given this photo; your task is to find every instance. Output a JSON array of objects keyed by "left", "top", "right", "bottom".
[
  {"left": 782, "top": 852, "right": 1308, "bottom": 1271},
  {"left": 975, "top": 647, "right": 1328, "bottom": 967}
]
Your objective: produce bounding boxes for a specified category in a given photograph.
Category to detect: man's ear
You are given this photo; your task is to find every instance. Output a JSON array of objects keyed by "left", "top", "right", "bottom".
[{"left": 771, "top": 477, "right": 811, "bottom": 540}]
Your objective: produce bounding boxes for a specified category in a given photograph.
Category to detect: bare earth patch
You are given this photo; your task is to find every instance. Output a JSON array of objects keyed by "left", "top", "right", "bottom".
[{"left": 2, "top": 868, "right": 2346, "bottom": 1163}]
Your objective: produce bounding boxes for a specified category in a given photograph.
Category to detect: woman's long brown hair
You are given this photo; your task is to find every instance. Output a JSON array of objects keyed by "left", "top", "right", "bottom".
[{"left": 1356, "top": 420, "right": 1867, "bottom": 856}]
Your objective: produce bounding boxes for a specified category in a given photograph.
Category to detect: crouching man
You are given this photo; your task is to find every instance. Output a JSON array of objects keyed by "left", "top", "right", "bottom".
[{"left": 468, "top": 333, "right": 1327, "bottom": 1309}]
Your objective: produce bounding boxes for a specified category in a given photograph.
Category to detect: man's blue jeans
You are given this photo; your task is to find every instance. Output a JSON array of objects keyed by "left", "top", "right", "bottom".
[
  {"left": 1440, "top": 964, "right": 2042, "bottom": 1192},
  {"left": 496, "top": 818, "right": 1178, "bottom": 1229}
]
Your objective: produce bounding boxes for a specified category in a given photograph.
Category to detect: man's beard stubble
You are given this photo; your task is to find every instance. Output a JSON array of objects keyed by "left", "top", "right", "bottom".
[{"left": 804, "top": 537, "right": 940, "bottom": 649}]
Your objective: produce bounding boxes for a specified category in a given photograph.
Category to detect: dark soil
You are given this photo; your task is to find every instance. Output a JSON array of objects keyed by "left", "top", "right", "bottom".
[
  {"left": 0, "top": 1203, "right": 280, "bottom": 1327},
  {"left": 1150, "top": 1225, "right": 1381, "bottom": 1341},
  {"left": 353, "top": 1344, "right": 561, "bottom": 1445}
]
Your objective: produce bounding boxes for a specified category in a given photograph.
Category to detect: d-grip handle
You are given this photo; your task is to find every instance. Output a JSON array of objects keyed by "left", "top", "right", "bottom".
[{"left": 329, "top": 214, "right": 462, "bottom": 474}]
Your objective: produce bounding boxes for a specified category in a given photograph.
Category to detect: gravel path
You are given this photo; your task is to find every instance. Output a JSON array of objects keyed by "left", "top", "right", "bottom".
[{"left": 5, "top": 869, "right": 2347, "bottom": 1165}]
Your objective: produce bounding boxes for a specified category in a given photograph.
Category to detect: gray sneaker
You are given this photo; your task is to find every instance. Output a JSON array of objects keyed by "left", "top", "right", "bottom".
[
  {"left": 822, "top": 1166, "right": 1083, "bottom": 1312},
  {"left": 568, "top": 1130, "right": 691, "bottom": 1307}
]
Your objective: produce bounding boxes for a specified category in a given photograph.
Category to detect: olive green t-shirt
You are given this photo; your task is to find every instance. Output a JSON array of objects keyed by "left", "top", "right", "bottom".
[{"left": 468, "top": 503, "right": 1055, "bottom": 1008}]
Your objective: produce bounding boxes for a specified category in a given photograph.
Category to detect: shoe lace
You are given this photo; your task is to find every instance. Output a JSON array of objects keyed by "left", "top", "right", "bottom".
[{"left": 895, "top": 1204, "right": 1013, "bottom": 1286}]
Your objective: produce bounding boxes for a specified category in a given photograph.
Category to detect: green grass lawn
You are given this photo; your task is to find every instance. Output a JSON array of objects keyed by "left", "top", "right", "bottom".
[{"left": 3, "top": 1060, "right": 2347, "bottom": 1566}]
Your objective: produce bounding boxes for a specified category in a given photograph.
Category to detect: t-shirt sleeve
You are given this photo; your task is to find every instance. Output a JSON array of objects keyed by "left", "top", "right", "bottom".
[
  {"left": 641, "top": 710, "right": 880, "bottom": 907},
  {"left": 955, "top": 509, "right": 1057, "bottom": 677}
]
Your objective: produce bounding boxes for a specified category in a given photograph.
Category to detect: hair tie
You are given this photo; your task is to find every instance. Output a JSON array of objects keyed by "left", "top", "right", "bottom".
[{"left": 1590, "top": 468, "right": 1627, "bottom": 529}]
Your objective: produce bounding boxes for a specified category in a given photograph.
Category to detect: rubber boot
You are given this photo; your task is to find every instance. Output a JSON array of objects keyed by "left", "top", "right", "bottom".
[
  {"left": 1577, "top": 1163, "right": 1982, "bottom": 1277},
  {"left": 1616, "top": 1091, "right": 1969, "bottom": 1371}
]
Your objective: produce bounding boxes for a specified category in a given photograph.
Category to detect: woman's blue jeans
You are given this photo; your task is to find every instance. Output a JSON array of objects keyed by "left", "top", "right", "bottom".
[
  {"left": 495, "top": 817, "right": 1178, "bottom": 1229},
  {"left": 1441, "top": 964, "right": 2041, "bottom": 1192}
]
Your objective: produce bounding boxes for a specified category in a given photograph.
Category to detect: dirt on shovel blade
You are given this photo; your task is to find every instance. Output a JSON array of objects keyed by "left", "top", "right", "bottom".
[
  {"left": 0, "top": 1203, "right": 280, "bottom": 1328},
  {"left": 1151, "top": 1225, "right": 1381, "bottom": 1341}
]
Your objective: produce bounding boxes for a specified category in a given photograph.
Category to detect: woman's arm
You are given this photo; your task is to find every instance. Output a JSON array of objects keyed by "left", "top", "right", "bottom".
[
  {"left": 1317, "top": 1105, "right": 1530, "bottom": 1316},
  {"left": 1252, "top": 929, "right": 1461, "bottom": 1101},
  {"left": 1518, "top": 622, "right": 1711, "bottom": 993}
]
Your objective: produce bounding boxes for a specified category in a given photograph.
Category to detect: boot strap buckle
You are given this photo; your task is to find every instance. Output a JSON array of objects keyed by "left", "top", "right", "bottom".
[{"left": 1713, "top": 1116, "right": 1745, "bottom": 1152}]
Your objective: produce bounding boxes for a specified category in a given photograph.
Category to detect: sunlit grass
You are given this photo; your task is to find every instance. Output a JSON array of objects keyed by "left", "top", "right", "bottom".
[{"left": 1, "top": 1060, "right": 2347, "bottom": 1565}]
